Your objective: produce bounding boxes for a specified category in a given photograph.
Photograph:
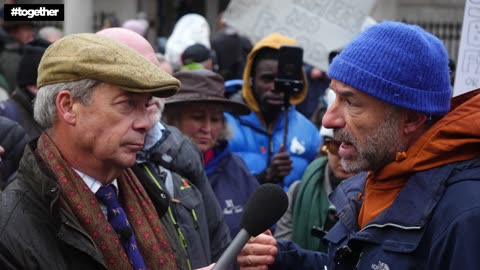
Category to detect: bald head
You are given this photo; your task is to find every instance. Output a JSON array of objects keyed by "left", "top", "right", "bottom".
[{"left": 96, "top": 27, "right": 158, "bottom": 65}]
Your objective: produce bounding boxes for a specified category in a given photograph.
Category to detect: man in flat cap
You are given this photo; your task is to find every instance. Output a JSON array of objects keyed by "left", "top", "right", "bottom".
[
  {"left": 97, "top": 27, "right": 231, "bottom": 270},
  {"left": 0, "top": 33, "right": 199, "bottom": 269}
]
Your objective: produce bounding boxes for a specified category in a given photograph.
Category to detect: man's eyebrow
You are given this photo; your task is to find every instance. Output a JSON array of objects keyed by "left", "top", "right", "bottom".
[{"left": 329, "top": 86, "right": 355, "bottom": 97}]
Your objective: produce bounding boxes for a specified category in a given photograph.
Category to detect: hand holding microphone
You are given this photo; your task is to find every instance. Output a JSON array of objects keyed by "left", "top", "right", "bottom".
[{"left": 212, "top": 183, "right": 288, "bottom": 270}]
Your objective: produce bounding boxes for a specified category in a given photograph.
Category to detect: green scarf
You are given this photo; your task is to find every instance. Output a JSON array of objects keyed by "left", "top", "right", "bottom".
[{"left": 292, "top": 157, "right": 330, "bottom": 251}]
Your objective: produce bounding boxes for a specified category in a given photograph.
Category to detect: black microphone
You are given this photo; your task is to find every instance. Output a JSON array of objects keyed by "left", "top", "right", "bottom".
[{"left": 212, "top": 183, "right": 288, "bottom": 270}]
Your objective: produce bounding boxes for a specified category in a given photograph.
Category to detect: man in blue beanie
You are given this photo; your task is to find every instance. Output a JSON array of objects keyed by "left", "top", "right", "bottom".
[{"left": 236, "top": 21, "right": 480, "bottom": 270}]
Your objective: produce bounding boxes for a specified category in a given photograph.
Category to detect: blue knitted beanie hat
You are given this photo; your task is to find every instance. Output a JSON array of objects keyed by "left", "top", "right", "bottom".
[{"left": 328, "top": 21, "right": 451, "bottom": 115}]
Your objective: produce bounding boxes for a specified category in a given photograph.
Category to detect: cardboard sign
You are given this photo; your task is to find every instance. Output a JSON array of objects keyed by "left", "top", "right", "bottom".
[
  {"left": 453, "top": 0, "right": 480, "bottom": 96},
  {"left": 223, "top": 0, "right": 375, "bottom": 71}
]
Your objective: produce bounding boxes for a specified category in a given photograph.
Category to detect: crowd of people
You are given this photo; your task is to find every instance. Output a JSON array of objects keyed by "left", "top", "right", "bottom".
[{"left": 0, "top": 9, "right": 479, "bottom": 270}]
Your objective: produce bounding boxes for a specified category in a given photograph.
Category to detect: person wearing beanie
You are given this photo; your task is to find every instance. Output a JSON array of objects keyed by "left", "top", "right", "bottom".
[
  {"left": 180, "top": 43, "right": 214, "bottom": 71},
  {"left": 238, "top": 21, "right": 480, "bottom": 270},
  {"left": 0, "top": 38, "right": 51, "bottom": 139},
  {"left": 0, "top": 21, "right": 36, "bottom": 92}
]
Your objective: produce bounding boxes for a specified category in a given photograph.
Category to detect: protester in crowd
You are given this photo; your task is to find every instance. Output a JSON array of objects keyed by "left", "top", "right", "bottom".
[
  {"left": 0, "top": 33, "right": 188, "bottom": 269},
  {"left": 1, "top": 21, "right": 34, "bottom": 45},
  {"left": 224, "top": 33, "right": 322, "bottom": 191},
  {"left": 237, "top": 21, "right": 480, "bottom": 270},
  {"left": 97, "top": 27, "right": 231, "bottom": 269},
  {"left": 0, "top": 38, "right": 51, "bottom": 139},
  {"left": 38, "top": 26, "right": 63, "bottom": 43},
  {"left": 0, "top": 115, "right": 28, "bottom": 189},
  {"left": 0, "top": 21, "right": 35, "bottom": 92},
  {"left": 274, "top": 88, "right": 355, "bottom": 252},
  {"left": 165, "top": 13, "right": 211, "bottom": 71},
  {"left": 211, "top": 11, "right": 252, "bottom": 81},
  {"left": 100, "top": 13, "right": 120, "bottom": 30},
  {"left": 181, "top": 43, "right": 214, "bottom": 71},
  {"left": 163, "top": 69, "right": 259, "bottom": 239}
]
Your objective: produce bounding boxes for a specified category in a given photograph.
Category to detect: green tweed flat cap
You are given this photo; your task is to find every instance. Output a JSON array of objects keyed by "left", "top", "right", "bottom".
[{"left": 37, "top": 33, "right": 179, "bottom": 97}]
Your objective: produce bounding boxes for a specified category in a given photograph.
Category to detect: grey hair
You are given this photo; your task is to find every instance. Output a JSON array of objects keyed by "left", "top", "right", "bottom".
[{"left": 33, "top": 79, "right": 99, "bottom": 129}]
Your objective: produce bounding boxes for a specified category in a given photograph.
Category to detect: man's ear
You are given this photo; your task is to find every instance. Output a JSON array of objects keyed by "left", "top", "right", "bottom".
[
  {"left": 56, "top": 90, "right": 77, "bottom": 125},
  {"left": 402, "top": 109, "right": 428, "bottom": 136}
]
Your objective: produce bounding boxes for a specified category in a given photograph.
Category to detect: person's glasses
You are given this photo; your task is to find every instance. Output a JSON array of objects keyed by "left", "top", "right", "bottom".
[{"left": 322, "top": 139, "right": 341, "bottom": 155}]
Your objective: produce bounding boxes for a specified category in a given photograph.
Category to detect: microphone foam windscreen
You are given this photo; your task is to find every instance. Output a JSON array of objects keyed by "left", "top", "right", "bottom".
[{"left": 240, "top": 183, "right": 288, "bottom": 237}]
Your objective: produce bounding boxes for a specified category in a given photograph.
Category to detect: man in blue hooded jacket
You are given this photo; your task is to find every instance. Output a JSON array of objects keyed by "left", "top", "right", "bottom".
[{"left": 225, "top": 33, "right": 321, "bottom": 191}]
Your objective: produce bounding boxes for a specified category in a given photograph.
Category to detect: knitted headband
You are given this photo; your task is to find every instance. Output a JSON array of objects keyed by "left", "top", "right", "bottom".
[{"left": 328, "top": 21, "right": 451, "bottom": 115}]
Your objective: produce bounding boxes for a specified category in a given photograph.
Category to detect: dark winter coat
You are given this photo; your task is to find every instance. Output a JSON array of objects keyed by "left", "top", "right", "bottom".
[
  {"left": 205, "top": 142, "right": 259, "bottom": 238},
  {"left": 0, "top": 140, "right": 189, "bottom": 269},
  {"left": 0, "top": 88, "right": 43, "bottom": 139},
  {"left": 0, "top": 115, "right": 28, "bottom": 188}
]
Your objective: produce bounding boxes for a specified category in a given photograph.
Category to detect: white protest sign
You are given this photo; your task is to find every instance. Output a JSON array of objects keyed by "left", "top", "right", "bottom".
[
  {"left": 453, "top": 0, "right": 480, "bottom": 96},
  {"left": 222, "top": 0, "right": 375, "bottom": 71}
]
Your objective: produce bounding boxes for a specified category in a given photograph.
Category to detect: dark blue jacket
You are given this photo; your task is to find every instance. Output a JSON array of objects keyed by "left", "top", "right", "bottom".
[
  {"left": 272, "top": 157, "right": 480, "bottom": 269},
  {"left": 206, "top": 142, "right": 259, "bottom": 238}
]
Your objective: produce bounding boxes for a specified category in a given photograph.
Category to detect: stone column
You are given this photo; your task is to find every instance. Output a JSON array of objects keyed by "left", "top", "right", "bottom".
[{"left": 64, "top": 0, "right": 94, "bottom": 34}]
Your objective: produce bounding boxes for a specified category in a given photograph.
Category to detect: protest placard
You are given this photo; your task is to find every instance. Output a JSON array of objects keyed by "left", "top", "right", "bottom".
[
  {"left": 223, "top": 0, "right": 375, "bottom": 71},
  {"left": 453, "top": 0, "right": 480, "bottom": 96}
]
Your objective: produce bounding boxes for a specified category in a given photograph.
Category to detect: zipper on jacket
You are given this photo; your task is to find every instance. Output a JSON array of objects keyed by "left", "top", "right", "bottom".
[
  {"left": 190, "top": 207, "right": 210, "bottom": 263},
  {"left": 191, "top": 208, "right": 200, "bottom": 230},
  {"left": 143, "top": 164, "right": 193, "bottom": 270}
]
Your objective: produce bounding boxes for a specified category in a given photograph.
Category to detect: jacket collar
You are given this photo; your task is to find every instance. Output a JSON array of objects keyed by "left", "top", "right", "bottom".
[{"left": 329, "top": 159, "right": 474, "bottom": 234}]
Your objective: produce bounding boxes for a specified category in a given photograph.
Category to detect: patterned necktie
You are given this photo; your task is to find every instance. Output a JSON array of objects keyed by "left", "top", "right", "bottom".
[{"left": 96, "top": 185, "right": 147, "bottom": 270}]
